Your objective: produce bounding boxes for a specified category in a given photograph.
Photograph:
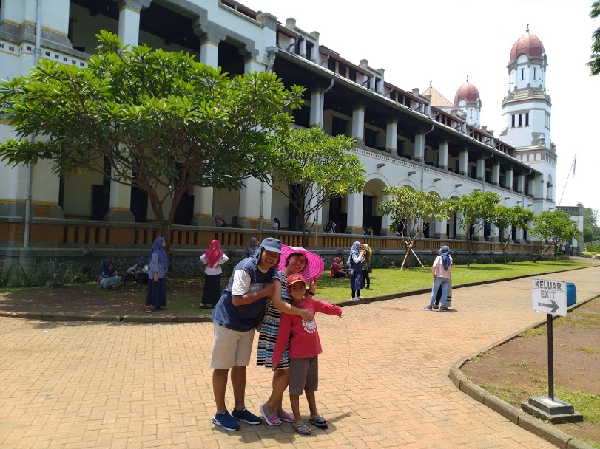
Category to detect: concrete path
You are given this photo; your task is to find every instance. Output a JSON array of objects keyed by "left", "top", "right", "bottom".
[{"left": 0, "top": 267, "right": 598, "bottom": 449}]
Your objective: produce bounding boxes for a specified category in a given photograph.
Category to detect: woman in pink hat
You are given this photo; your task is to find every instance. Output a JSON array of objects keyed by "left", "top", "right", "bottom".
[{"left": 256, "top": 245, "right": 324, "bottom": 426}]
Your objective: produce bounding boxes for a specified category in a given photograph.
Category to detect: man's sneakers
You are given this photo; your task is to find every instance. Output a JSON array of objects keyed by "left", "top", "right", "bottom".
[
  {"left": 212, "top": 411, "right": 239, "bottom": 431},
  {"left": 213, "top": 408, "right": 262, "bottom": 431},
  {"left": 232, "top": 408, "right": 262, "bottom": 425}
]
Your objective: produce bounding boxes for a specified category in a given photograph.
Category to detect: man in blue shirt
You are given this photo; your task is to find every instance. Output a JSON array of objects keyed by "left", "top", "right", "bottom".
[{"left": 210, "top": 237, "right": 282, "bottom": 431}]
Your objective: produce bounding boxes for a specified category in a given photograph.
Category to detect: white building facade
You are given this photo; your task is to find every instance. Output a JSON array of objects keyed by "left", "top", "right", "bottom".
[{"left": 0, "top": 0, "right": 578, "bottom": 255}]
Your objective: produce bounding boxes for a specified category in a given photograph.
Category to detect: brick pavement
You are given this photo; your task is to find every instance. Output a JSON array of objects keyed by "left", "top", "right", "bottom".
[{"left": 0, "top": 267, "right": 598, "bottom": 449}]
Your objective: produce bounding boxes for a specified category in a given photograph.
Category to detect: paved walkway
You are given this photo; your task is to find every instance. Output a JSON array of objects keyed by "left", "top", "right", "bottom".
[{"left": 0, "top": 266, "right": 598, "bottom": 449}]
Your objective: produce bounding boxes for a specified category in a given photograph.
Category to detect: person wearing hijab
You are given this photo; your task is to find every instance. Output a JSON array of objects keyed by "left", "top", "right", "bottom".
[
  {"left": 199, "top": 240, "right": 229, "bottom": 309},
  {"left": 145, "top": 237, "right": 168, "bottom": 312},
  {"left": 244, "top": 237, "right": 259, "bottom": 258},
  {"left": 330, "top": 256, "right": 345, "bottom": 278},
  {"left": 423, "top": 246, "right": 453, "bottom": 312},
  {"left": 348, "top": 241, "right": 365, "bottom": 300},
  {"left": 99, "top": 259, "right": 121, "bottom": 289}
]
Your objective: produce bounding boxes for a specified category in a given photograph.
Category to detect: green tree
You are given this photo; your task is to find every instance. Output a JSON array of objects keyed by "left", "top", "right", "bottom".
[
  {"left": 583, "top": 207, "right": 600, "bottom": 242},
  {"left": 0, "top": 31, "right": 303, "bottom": 247},
  {"left": 531, "top": 210, "right": 580, "bottom": 259},
  {"left": 377, "top": 186, "right": 450, "bottom": 270},
  {"left": 271, "top": 127, "right": 365, "bottom": 246},
  {"left": 490, "top": 205, "right": 534, "bottom": 263},
  {"left": 589, "top": 0, "right": 600, "bottom": 75},
  {"left": 449, "top": 191, "right": 500, "bottom": 266}
]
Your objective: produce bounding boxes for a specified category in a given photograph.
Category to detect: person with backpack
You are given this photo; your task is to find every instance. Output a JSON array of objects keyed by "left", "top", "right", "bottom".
[{"left": 423, "top": 246, "right": 453, "bottom": 312}]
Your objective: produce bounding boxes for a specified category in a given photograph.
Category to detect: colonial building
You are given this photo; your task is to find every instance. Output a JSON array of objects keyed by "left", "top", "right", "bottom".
[{"left": 0, "top": 0, "right": 579, "bottom": 261}]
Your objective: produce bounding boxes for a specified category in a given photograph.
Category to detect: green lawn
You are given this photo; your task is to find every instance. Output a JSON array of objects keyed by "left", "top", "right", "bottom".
[
  {"left": 1, "top": 259, "right": 593, "bottom": 316},
  {"left": 316, "top": 260, "right": 594, "bottom": 303}
]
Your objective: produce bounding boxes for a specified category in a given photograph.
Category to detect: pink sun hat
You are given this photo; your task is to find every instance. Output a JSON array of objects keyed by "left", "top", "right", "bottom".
[{"left": 278, "top": 245, "right": 324, "bottom": 282}]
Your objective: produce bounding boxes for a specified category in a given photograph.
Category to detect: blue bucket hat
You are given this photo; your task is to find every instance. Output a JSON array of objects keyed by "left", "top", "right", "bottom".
[{"left": 260, "top": 237, "right": 282, "bottom": 253}]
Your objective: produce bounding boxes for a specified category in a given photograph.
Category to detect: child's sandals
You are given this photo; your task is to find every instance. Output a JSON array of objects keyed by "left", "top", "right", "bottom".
[
  {"left": 292, "top": 421, "right": 312, "bottom": 435},
  {"left": 308, "top": 416, "right": 328, "bottom": 429}
]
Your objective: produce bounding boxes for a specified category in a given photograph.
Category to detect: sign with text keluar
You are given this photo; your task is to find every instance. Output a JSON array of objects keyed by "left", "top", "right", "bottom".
[{"left": 531, "top": 279, "right": 567, "bottom": 317}]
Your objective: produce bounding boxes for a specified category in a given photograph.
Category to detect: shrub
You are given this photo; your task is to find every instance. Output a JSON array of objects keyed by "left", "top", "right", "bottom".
[{"left": 0, "top": 264, "right": 16, "bottom": 287}]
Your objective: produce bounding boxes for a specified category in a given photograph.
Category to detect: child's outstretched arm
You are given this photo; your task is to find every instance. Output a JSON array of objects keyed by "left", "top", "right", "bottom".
[{"left": 313, "top": 299, "right": 343, "bottom": 317}]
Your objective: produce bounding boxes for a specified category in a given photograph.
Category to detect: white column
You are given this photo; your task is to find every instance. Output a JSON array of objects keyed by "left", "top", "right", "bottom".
[
  {"left": 438, "top": 141, "right": 449, "bottom": 169},
  {"left": 502, "top": 226, "right": 511, "bottom": 242},
  {"left": 474, "top": 219, "right": 485, "bottom": 241},
  {"left": 299, "top": 39, "right": 307, "bottom": 58},
  {"left": 310, "top": 89, "right": 322, "bottom": 127},
  {"left": 346, "top": 192, "right": 363, "bottom": 235},
  {"left": 414, "top": 133, "right": 424, "bottom": 162},
  {"left": 459, "top": 149, "right": 469, "bottom": 175},
  {"left": 434, "top": 218, "right": 447, "bottom": 239},
  {"left": 261, "top": 178, "right": 273, "bottom": 230},
  {"left": 517, "top": 174, "right": 525, "bottom": 193},
  {"left": 490, "top": 224, "right": 499, "bottom": 242},
  {"left": 516, "top": 227, "right": 524, "bottom": 243},
  {"left": 455, "top": 212, "right": 467, "bottom": 240},
  {"left": 476, "top": 157, "right": 485, "bottom": 181},
  {"left": 107, "top": 0, "right": 150, "bottom": 222},
  {"left": 238, "top": 177, "right": 262, "bottom": 229},
  {"left": 0, "top": 160, "right": 27, "bottom": 219},
  {"left": 105, "top": 166, "right": 134, "bottom": 222},
  {"left": 200, "top": 40, "right": 219, "bottom": 66},
  {"left": 190, "top": 36, "right": 220, "bottom": 226},
  {"left": 385, "top": 120, "right": 397, "bottom": 153},
  {"left": 505, "top": 168, "right": 514, "bottom": 190},
  {"left": 190, "top": 186, "right": 213, "bottom": 226},
  {"left": 492, "top": 163, "right": 500, "bottom": 185},
  {"left": 30, "top": 160, "right": 63, "bottom": 219},
  {"left": 351, "top": 108, "right": 365, "bottom": 142},
  {"left": 238, "top": 60, "right": 271, "bottom": 229},
  {"left": 244, "top": 59, "right": 266, "bottom": 74},
  {"left": 118, "top": 0, "right": 151, "bottom": 47}
]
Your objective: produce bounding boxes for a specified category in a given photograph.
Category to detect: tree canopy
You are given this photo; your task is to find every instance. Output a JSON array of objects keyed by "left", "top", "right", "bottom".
[
  {"left": 531, "top": 210, "right": 580, "bottom": 258},
  {"left": 589, "top": 0, "right": 600, "bottom": 75},
  {"left": 0, "top": 31, "right": 304, "bottom": 242},
  {"left": 490, "top": 205, "right": 534, "bottom": 262},
  {"left": 378, "top": 186, "right": 449, "bottom": 269},
  {"left": 271, "top": 127, "right": 364, "bottom": 246},
  {"left": 449, "top": 191, "right": 500, "bottom": 265}
]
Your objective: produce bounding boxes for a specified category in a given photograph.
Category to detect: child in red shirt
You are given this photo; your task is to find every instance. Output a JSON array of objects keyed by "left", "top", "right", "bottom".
[{"left": 272, "top": 273, "right": 343, "bottom": 435}]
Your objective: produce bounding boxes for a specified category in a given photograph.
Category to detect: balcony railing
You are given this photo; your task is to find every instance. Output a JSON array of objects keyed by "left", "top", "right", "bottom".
[{"left": 0, "top": 219, "right": 539, "bottom": 254}]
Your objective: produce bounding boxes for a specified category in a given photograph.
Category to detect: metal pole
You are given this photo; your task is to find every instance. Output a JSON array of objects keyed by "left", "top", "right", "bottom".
[
  {"left": 259, "top": 181, "right": 264, "bottom": 241},
  {"left": 547, "top": 314, "right": 554, "bottom": 400},
  {"left": 25, "top": 0, "right": 43, "bottom": 248}
]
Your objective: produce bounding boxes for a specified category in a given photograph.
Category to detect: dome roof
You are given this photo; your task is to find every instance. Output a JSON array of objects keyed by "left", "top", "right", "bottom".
[
  {"left": 509, "top": 31, "right": 545, "bottom": 64},
  {"left": 454, "top": 82, "right": 480, "bottom": 105}
]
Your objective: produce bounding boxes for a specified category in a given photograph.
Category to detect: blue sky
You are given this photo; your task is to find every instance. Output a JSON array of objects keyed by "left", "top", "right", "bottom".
[{"left": 242, "top": 0, "right": 599, "bottom": 213}]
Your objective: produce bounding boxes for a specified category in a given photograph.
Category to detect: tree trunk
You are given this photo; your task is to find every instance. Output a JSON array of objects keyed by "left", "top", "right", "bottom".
[{"left": 161, "top": 221, "right": 172, "bottom": 261}]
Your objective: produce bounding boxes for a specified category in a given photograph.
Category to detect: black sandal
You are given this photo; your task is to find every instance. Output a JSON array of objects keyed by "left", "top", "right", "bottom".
[{"left": 308, "top": 416, "right": 328, "bottom": 429}]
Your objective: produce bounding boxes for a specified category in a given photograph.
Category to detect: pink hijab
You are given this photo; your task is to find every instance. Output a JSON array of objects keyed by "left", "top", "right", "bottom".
[{"left": 205, "top": 240, "right": 224, "bottom": 268}]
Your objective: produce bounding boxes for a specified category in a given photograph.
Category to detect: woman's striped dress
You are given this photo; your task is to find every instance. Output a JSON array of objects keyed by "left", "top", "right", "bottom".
[{"left": 256, "top": 271, "right": 291, "bottom": 368}]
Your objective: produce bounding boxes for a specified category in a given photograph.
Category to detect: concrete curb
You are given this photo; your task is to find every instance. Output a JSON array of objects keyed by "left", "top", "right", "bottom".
[{"left": 448, "top": 295, "right": 597, "bottom": 449}]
